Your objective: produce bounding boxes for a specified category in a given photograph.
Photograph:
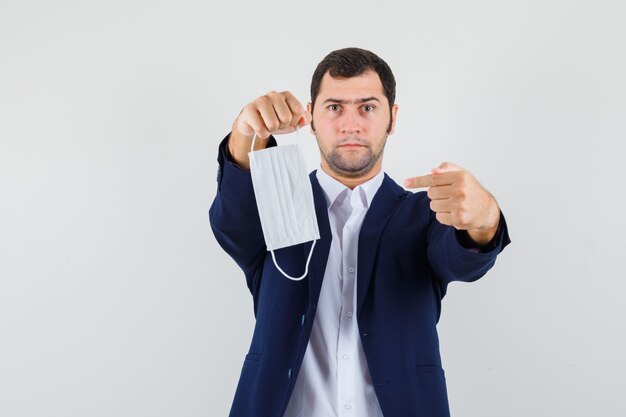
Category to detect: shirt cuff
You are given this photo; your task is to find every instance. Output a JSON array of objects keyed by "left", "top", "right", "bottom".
[{"left": 454, "top": 210, "right": 507, "bottom": 253}]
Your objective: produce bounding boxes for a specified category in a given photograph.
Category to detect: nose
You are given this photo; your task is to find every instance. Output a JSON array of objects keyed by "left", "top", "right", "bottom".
[{"left": 339, "top": 108, "right": 361, "bottom": 135}]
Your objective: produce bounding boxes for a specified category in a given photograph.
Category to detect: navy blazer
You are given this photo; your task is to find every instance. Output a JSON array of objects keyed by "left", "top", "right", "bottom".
[{"left": 209, "top": 134, "right": 511, "bottom": 417}]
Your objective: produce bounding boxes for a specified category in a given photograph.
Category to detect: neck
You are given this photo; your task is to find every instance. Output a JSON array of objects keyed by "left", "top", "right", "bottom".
[{"left": 320, "top": 162, "right": 382, "bottom": 190}]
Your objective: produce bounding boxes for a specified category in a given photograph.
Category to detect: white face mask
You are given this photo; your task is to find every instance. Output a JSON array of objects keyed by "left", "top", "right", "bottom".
[{"left": 248, "top": 128, "right": 320, "bottom": 281}]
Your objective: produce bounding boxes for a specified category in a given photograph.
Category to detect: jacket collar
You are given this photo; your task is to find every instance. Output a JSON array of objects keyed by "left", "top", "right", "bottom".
[{"left": 315, "top": 167, "right": 385, "bottom": 212}]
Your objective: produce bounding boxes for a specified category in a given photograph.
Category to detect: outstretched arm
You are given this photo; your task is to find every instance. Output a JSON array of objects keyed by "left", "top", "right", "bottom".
[{"left": 405, "top": 162, "right": 511, "bottom": 289}]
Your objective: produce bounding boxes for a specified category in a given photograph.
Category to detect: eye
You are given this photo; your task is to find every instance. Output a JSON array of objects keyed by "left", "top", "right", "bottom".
[
  {"left": 328, "top": 104, "right": 341, "bottom": 112},
  {"left": 361, "top": 104, "right": 375, "bottom": 112}
]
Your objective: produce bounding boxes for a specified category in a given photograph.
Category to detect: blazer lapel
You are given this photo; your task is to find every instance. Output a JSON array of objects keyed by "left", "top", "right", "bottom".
[
  {"left": 357, "top": 174, "right": 406, "bottom": 316},
  {"left": 305, "top": 171, "right": 332, "bottom": 306}
]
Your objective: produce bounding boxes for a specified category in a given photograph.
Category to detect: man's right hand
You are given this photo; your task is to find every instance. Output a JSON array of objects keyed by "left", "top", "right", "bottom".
[{"left": 228, "top": 91, "right": 312, "bottom": 170}]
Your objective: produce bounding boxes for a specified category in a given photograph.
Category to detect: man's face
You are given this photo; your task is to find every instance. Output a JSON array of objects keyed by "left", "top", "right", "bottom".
[{"left": 308, "top": 70, "right": 398, "bottom": 178}]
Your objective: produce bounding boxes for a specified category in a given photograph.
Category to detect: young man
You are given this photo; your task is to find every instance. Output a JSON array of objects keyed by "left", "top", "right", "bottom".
[{"left": 210, "top": 47, "right": 510, "bottom": 417}]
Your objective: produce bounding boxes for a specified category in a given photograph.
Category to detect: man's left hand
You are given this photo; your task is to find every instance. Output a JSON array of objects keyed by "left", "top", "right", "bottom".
[{"left": 404, "top": 162, "right": 501, "bottom": 246}]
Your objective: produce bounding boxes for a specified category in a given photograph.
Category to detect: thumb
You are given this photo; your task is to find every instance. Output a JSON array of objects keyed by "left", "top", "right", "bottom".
[{"left": 297, "top": 111, "right": 312, "bottom": 127}]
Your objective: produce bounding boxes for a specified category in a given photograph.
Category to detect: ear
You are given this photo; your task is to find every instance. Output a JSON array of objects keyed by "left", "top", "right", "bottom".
[
  {"left": 388, "top": 104, "right": 399, "bottom": 135},
  {"left": 307, "top": 101, "right": 315, "bottom": 134}
]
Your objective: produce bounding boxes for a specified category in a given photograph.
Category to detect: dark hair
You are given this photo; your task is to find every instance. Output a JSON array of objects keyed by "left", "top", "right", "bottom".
[{"left": 310, "top": 47, "right": 396, "bottom": 132}]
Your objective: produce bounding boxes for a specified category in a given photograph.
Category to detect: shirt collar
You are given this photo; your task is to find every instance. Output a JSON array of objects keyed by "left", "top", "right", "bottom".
[{"left": 315, "top": 167, "right": 385, "bottom": 212}]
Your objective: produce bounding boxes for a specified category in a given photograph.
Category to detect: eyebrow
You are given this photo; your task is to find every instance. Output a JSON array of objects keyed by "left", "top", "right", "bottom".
[{"left": 322, "top": 97, "right": 381, "bottom": 105}]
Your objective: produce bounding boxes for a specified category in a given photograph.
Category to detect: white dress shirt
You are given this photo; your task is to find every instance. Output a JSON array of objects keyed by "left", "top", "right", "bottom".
[{"left": 284, "top": 167, "right": 385, "bottom": 417}]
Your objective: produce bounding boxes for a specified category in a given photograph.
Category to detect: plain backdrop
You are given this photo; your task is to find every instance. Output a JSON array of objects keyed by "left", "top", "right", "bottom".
[{"left": 1, "top": 1, "right": 625, "bottom": 416}]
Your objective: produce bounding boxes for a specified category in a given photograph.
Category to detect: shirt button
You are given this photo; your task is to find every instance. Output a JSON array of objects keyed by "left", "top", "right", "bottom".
[
  {"left": 348, "top": 267, "right": 355, "bottom": 273},
  {"left": 346, "top": 311, "right": 353, "bottom": 318},
  {"left": 342, "top": 354, "right": 349, "bottom": 360},
  {"left": 344, "top": 404, "right": 352, "bottom": 410}
]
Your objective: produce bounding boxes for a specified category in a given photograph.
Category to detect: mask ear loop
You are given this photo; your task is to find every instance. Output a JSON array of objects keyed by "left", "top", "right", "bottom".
[
  {"left": 271, "top": 239, "right": 317, "bottom": 281},
  {"left": 249, "top": 126, "right": 317, "bottom": 281},
  {"left": 250, "top": 131, "right": 257, "bottom": 153}
]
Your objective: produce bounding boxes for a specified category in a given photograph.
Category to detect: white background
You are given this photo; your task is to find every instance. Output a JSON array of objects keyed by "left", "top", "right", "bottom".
[{"left": 1, "top": 1, "right": 625, "bottom": 416}]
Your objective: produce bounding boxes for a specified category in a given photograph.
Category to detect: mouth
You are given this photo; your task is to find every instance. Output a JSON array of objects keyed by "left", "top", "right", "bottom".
[{"left": 339, "top": 143, "right": 366, "bottom": 148}]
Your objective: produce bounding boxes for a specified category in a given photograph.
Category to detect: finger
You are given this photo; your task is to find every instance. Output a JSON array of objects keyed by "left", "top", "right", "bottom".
[
  {"left": 298, "top": 111, "right": 312, "bottom": 127},
  {"left": 246, "top": 109, "right": 271, "bottom": 139},
  {"left": 236, "top": 106, "right": 271, "bottom": 138},
  {"left": 405, "top": 172, "right": 455, "bottom": 188},
  {"left": 257, "top": 99, "right": 281, "bottom": 133},
  {"left": 284, "top": 93, "right": 308, "bottom": 127},
  {"left": 435, "top": 212, "right": 454, "bottom": 226},
  {"left": 274, "top": 113, "right": 312, "bottom": 135},
  {"left": 431, "top": 171, "right": 459, "bottom": 187},
  {"left": 283, "top": 91, "right": 303, "bottom": 110},
  {"left": 404, "top": 174, "right": 433, "bottom": 188},
  {"left": 427, "top": 184, "right": 453, "bottom": 200},
  {"left": 282, "top": 112, "right": 311, "bottom": 133},
  {"left": 270, "top": 94, "right": 294, "bottom": 130},
  {"left": 430, "top": 199, "right": 452, "bottom": 213}
]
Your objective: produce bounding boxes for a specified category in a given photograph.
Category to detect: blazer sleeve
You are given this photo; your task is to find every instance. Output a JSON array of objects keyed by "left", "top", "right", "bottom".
[
  {"left": 208, "top": 132, "right": 277, "bottom": 293},
  {"left": 426, "top": 209, "right": 511, "bottom": 294}
]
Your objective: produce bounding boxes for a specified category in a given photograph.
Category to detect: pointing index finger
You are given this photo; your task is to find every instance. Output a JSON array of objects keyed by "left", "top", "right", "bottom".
[
  {"left": 404, "top": 172, "right": 455, "bottom": 189},
  {"left": 404, "top": 174, "right": 433, "bottom": 189}
]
